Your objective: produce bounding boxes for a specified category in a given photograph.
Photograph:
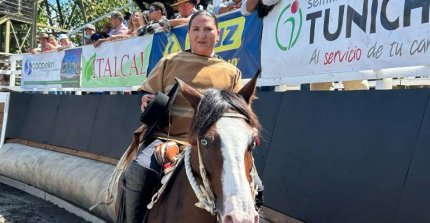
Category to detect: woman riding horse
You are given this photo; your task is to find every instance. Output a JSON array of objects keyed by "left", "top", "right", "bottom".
[
  {"left": 116, "top": 10, "right": 244, "bottom": 223},
  {"left": 143, "top": 76, "right": 261, "bottom": 222}
]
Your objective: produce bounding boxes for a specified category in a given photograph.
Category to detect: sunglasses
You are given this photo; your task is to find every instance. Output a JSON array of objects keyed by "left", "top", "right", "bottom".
[{"left": 149, "top": 8, "right": 157, "bottom": 12}]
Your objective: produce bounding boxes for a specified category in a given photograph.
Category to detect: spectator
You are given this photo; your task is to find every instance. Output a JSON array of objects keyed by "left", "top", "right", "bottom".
[
  {"left": 48, "top": 34, "right": 60, "bottom": 50},
  {"left": 141, "top": 10, "right": 150, "bottom": 26},
  {"left": 93, "top": 11, "right": 129, "bottom": 47},
  {"left": 57, "top": 34, "right": 77, "bottom": 50},
  {"left": 169, "top": 0, "right": 197, "bottom": 27},
  {"left": 214, "top": 0, "right": 243, "bottom": 15},
  {"left": 241, "top": 0, "right": 279, "bottom": 17},
  {"left": 28, "top": 33, "right": 53, "bottom": 53},
  {"left": 101, "top": 22, "right": 112, "bottom": 38},
  {"left": 127, "top": 11, "right": 144, "bottom": 36},
  {"left": 83, "top": 24, "right": 104, "bottom": 45},
  {"left": 123, "top": 12, "right": 132, "bottom": 27},
  {"left": 138, "top": 2, "right": 169, "bottom": 36},
  {"left": 107, "top": 11, "right": 129, "bottom": 36}
]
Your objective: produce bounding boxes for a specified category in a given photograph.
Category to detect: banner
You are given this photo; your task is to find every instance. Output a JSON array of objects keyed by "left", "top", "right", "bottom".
[
  {"left": 261, "top": 0, "right": 430, "bottom": 79},
  {"left": 22, "top": 50, "right": 78, "bottom": 88},
  {"left": 149, "top": 11, "right": 263, "bottom": 79},
  {"left": 60, "top": 48, "right": 82, "bottom": 88},
  {"left": 81, "top": 35, "right": 153, "bottom": 88}
]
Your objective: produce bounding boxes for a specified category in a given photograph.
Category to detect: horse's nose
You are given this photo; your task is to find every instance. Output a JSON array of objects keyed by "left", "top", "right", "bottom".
[
  {"left": 222, "top": 197, "right": 259, "bottom": 223},
  {"left": 222, "top": 213, "right": 259, "bottom": 223}
]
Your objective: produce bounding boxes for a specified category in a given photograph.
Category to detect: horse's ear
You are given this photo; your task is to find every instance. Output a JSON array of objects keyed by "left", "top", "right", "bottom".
[
  {"left": 238, "top": 70, "right": 259, "bottom": 104},
  {"left": 176, "top": 78, "right": 202, "bottom": 110}
]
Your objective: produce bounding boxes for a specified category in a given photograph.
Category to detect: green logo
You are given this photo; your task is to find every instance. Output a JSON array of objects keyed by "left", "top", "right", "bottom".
[{"left": 275, "top": 0, "right": 303, "bottom": 51}]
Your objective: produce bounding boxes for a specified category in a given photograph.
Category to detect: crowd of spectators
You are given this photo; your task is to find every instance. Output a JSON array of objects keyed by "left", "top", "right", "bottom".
[{"left": 27, "top": 0, "right": 280, "bottom": 53}]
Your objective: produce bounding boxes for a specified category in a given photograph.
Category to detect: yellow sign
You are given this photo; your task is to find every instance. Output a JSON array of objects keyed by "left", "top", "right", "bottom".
[{"left": 163, "top": 34, "right": 183, "bottom": 56}]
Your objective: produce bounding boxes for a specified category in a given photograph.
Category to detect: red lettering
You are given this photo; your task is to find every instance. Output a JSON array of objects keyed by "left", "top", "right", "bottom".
[
  {"left": 104, "top": 58, "right": 112, "bottom": 77},
  {"left": 97, "top": 58, "right": 104, "bottom": 78},
  {"left": 121, "top": 55, "right": 129, "bottom": 77},
  {"left": 140, "top": 52, "right": 146, "bottom": 75},
  {"left": 114, "top": 56, "right": 118, "bottom": 77},
  {"left": 130, "top": 54, "right": 139, "bottom": 76},
  {"left": 323, "top": 47, "right": 362, "bottom": 65},
  {"left": 356, "top": 48, "right": 362, "bottom": 60}
]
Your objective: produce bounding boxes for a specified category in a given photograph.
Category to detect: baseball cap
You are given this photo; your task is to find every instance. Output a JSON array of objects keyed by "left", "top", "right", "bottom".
[
  {"left": 84, "top": 24, "right": 96, "bottom": 31},
  {"left": 58, "top": 34, "right": 69, "bottom": 41}
]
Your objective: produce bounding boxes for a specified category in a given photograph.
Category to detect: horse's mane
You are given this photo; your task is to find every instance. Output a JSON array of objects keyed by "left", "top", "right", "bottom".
[{"left": 189, "top": 89, "right": 260, "bottom": 142}]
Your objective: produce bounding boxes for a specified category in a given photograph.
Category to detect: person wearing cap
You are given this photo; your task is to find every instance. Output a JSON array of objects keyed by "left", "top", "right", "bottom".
[
  {"left": 112, "top": 10, "right": 242, "bottom": 223},
  {"left": 57, "top": 34, "right": 77, "bottom": 50},
  {"left": 168, "top": 0, "right": 198, "bottom": 27},
  {"left": 28, "top": 33, "right": 56, "bottom": 53},
  {"left": 84, "top": 24, "right": 104, "bottom": 45},
  {"left": 93, "top": 11, "right": 129, "bottom": 48}
]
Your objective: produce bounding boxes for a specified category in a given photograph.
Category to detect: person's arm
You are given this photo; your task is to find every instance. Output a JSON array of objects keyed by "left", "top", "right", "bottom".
[
  {"left": 28, "top": 47, "right": 41, "bottom": 54},
  {"left": 219, "top": 4, "right": 240, "bottom": 14},
  {"left": 168, "top": 18, "right": 190, "bottom": 28},
  {"left": 244, "top": 0, "right": 259, "bottom": 14},
  {"left": 110, "top": 34, "right": 131, "bottom": 40},
  {"left": 93, "top": 37, "right": 110, "bottom": 48},
  {"left": 140, "top": 57, "right": 167, "bottom": 112}
]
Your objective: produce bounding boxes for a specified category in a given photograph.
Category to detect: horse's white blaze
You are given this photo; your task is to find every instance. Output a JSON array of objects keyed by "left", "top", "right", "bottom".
[{"left": 216, "top": 117, "right": 258, "bottom": 222}]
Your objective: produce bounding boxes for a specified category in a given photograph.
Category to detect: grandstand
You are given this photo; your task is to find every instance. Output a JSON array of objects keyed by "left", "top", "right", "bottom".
[{"left": 0, "top": 0, "right": 36, "bottom": 54}]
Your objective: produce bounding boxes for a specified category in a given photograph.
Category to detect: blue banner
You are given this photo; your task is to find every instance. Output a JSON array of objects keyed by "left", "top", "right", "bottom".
[{"left": 148, "top": 11, "right": 262, "bottom": 79}]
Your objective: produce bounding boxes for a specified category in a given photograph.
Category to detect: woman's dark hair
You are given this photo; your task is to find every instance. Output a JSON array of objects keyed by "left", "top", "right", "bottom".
[
  {"left": 188, "top": 10, "right": 219, "bottom": 30},
  {"left": 150, "top": 2, "right": 167, "bottom": 16}
]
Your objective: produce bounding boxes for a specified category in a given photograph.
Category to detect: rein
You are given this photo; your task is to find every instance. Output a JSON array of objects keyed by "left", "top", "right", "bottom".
[{"left": 184, "top": 112, "right": 259, "bottom": 221}]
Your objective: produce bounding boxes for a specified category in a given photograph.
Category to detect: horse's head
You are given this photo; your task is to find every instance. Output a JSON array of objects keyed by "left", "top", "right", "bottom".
[{"left": 177, "top": 77, "right": 261, "bottom": 223}]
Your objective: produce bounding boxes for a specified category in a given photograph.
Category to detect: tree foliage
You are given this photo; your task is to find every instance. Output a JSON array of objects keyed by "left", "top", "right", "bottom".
[{"left": 38, "top": 0, "right": 136, "bottom": 38}]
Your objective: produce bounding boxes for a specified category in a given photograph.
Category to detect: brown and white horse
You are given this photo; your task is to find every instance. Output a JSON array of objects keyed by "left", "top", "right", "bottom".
[{"left": 145, "top": 77, "right": 261, "bottom": 223}]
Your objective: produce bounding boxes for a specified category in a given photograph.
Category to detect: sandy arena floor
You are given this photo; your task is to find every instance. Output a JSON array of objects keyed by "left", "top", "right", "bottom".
[{"left": 0, "top": 182, "right": 90, "bottom": 223}]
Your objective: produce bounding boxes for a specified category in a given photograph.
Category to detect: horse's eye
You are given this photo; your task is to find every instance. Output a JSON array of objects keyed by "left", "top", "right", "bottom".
[
  {"left": 200, "top": 138, "right": 208, "bottom": 146},
  {"left": 250, "top": 137, "right": 260, "bottom": 150}
]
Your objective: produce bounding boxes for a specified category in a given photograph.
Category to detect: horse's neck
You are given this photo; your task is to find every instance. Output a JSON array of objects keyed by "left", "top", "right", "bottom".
[{"left": 146, "top": 162, "right": 217, "bottom": 223}]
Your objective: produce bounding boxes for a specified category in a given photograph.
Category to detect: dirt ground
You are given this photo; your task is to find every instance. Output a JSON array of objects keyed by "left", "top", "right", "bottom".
[{"left": 0, "top": 183, "right": 90, "bottom": 223}]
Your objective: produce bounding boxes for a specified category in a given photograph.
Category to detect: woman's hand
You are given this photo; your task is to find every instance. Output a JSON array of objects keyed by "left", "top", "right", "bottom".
[{"left": 141, "top": 94, "right": 156, "bottom": 112}]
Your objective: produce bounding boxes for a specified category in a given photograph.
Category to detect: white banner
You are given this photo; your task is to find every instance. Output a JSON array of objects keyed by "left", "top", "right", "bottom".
[
  {"left": 22, "top": 51, "right": 65, "bottom": 88},
  {"left": 261, "top": 0, "right": 430, "bottom": 80},
  {"left": 81, "top": 35, "right": 153, "bottom": 88}
]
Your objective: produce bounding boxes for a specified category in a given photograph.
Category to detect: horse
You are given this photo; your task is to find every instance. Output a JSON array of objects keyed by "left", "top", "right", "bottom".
[{"left": 145, "top": 76, "right": 262, "bottom": 223}]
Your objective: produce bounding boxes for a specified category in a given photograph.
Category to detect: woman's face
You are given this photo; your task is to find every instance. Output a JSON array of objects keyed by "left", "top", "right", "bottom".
[
  {"left": 49, "top": 37, "right": 58, "bottom": 45},
  {"left": 132, "top": 12, "right": 141, "bottom": 24},
  {"left": 189, "top": 15, "right": 219, "bottom": 57}
]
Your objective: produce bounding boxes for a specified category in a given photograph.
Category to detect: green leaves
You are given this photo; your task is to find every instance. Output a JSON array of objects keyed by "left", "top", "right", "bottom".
[
  {"left": 38, "top": 0, "right": 135, "bottom": 36},
  {"left": 82, "top": 53, "right": 96, "bottom": 82}
]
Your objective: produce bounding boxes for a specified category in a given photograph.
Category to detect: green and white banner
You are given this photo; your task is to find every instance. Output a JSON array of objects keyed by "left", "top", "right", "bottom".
[{"left": 81, "top": 35, "right": 153, "bottom": 88}]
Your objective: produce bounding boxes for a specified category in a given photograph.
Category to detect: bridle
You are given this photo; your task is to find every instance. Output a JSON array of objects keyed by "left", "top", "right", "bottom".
[{"left": 184, "top": 112, "right": 260, "bottom": 221}]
